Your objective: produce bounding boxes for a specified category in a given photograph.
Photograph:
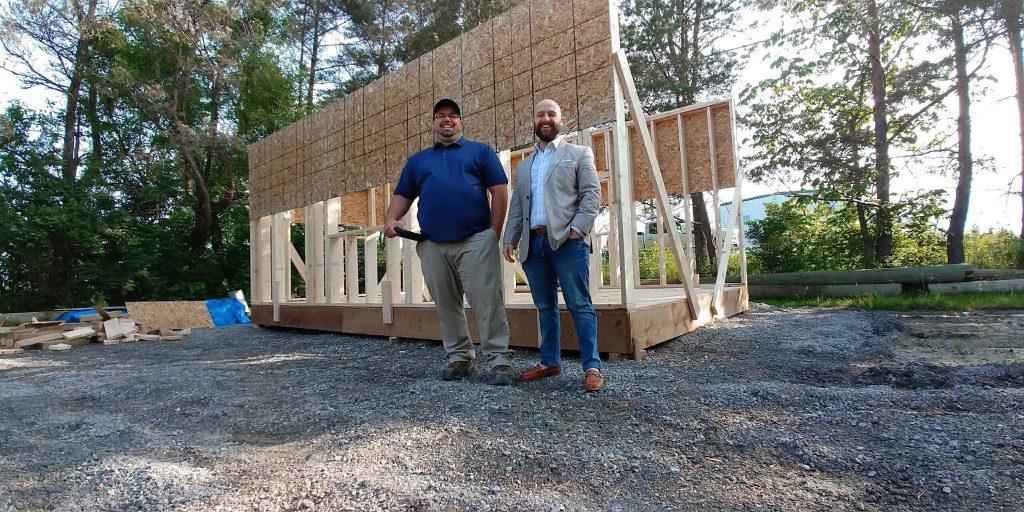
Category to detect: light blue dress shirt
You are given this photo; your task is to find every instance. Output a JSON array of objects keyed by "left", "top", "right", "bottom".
[{"left": 528, "top": 136, "right": 562, "bottom": 230}]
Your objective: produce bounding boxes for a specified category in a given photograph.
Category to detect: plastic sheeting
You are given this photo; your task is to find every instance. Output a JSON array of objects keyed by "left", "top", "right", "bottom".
[{"left": 204, "top": 298, "right": 251, "bottom": 327}]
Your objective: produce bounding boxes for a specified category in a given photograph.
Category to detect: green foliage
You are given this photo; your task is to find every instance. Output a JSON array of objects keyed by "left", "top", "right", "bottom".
[
  {"left": 747, "top": 197, "right": 950, "bottom": 274},
  {"left": 963, "top": 229, "right": 1023, "bottom": 269}
]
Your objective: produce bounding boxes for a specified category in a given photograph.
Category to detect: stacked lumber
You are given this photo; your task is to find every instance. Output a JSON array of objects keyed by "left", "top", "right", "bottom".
[{"left": 0, "top": 305, "right": 193, "bottom": 355}]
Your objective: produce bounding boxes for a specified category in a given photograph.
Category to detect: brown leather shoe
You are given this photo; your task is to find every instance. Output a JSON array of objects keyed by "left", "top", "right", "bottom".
[
  {"left": 521, "top": 364, "right": 562, "bottom": 382},
  {"left": 583, "top": 369, "right": 605, "bottom": 391}
]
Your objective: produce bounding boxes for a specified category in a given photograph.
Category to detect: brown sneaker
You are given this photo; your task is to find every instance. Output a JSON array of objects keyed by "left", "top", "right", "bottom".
[
  {"left": 583, "top": 369, "right": 605, "bottom": 391},
  {"left": 441, "top": 360, "right": 474, "bottom": 381},
  {"left": 521, "top": 364, "right": 562, "bottom": 382}
]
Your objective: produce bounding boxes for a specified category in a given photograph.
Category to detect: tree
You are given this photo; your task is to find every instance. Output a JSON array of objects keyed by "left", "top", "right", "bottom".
[
  {"left": 999, "top": 0, "right": 1024, "bottom": 267},
  {"left": 744, "top": 0, "right": 963, "bottom": 267},
  {"left": 621, "top": 0, "right": 743, "bottom": 273}
]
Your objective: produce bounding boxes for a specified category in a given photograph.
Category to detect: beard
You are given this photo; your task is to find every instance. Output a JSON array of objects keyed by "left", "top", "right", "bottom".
[{"left": 534, "top": 120, "right": 561, "bottom": 142}]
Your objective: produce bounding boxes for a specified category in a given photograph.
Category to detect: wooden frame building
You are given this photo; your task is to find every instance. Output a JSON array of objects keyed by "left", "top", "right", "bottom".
[{"left": 247, "top": 0, "right": 749, "bottom": 359}]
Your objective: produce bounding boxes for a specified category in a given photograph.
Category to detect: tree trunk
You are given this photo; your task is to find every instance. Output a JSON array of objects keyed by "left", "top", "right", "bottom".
[
  {"left": 61, "top": 41, "right": 87, "bottom": 183},
  {"left": 86, "top": 82, "right": 102, "bottom": 165},
  {"left": 307, "top": 6, "right": 321, "bottom": 109},
  {"left": 1001, "top": 0, "right": 1024, "bottom": 268},
  {"left": 866, "top": 0, "right": 893, "bottom": 264},
  {"left": 947, "top": 14, "right": 972, "bottom": 264},
  {"left": 690, "top": 192, "right": 716, "bottom": 272},
  {"left": 855, "top": 202, "right": 875, "bottom": 265},
  {"left": 297, "top": 0, "right": 310, "bottom": 108}
]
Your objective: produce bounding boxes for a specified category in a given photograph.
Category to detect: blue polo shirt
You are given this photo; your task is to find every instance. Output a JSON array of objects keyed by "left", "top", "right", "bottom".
[{"left": 393, "top": 137, "right": 507, "bottom": 242}]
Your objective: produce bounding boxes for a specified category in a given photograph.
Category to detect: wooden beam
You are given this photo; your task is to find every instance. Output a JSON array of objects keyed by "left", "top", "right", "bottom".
[
  {"left": 288, "top": 242, "right": 307, "bottom": 281},
  {"left": 250, "top": 218, "right": 260, "bottom": 304},
  {"left": 381, "top": 279, "right": 394, "bottom": 324},
  {"left": 365, "top": 232, "right": 379, "bottom": 303},
  {"left": 345, "top": 234, "right": 359, "bottom": 302},
  {"left": 676, "top": 114, "right": 695, "bottom": 277},
  {"left": 326, "top": 198, "right": 344, "bottom": 303},
  {"left": 613, "top": 50, "right": 698, "bottom": 318},
  {"left": 609, "top": 13, "right": 635, "bottom": 306},
  {"left": 271, "top": 212, "right": 289, "bottom": 321},
  {"left": 707, "top": 107, "right": 722, "bottom": 256},
  {"left": 499, "top": 149, "right": 516, "bottom": 302},
  {"left": 578, "top": 129, "right": 602, "bottom": 302},
  {"left": 712, "top": 100, "right": 746, "bottom": 316}
]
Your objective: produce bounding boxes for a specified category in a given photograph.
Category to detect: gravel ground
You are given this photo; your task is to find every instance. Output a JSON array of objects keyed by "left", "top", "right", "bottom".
[{"left": 1, "top": 304, "right": 1022, "bottom": 511}]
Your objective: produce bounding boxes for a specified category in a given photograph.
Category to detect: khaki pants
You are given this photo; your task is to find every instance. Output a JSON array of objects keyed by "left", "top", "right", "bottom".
[{"left": 416, "top": 229, "right": 511, "bottom": 368}]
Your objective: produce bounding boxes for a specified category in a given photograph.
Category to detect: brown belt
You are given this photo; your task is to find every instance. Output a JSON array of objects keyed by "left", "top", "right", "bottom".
[{"left": 530, "top": 226, "right": 548, "bottom": 236}]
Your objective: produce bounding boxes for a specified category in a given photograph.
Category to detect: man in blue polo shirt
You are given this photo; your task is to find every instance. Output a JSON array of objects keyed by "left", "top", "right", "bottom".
[{"left": 384, "top": 98, "right": 515, "bottom": 386}]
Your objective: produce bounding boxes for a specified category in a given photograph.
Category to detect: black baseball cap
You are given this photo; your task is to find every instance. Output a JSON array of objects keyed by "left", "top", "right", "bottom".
[{"left": 433, "top": 98, "right": 461, "bottom": 116}]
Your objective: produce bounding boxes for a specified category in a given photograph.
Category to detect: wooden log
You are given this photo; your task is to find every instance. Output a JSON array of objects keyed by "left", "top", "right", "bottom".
[
  {"left": 928, "top": 279, "right": 1024, "bottom": 294},
  {"left": 727, "top": 264, "right": 972, "bottom": 286},
  {"left": 966, "top": 268, "right": 1024, "bottom": 281},
  {"left": 748, "top": 283, "right": 902, "bottom": 299}
]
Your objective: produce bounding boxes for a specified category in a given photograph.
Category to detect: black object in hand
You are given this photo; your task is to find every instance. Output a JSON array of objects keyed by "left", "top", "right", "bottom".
[{"left": 394, "top": 226, "right": 428, "bottom": 242}]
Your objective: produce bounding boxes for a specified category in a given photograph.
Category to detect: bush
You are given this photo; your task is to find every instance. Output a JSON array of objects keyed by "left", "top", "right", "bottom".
[{"left": 963, "top": 229, "right": 1022, "bottom": 269}]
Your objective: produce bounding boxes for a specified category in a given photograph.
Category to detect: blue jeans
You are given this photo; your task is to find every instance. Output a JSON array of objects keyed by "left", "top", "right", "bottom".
[{"left": 522, "top": 233, "right": 601, "bottom": 371}]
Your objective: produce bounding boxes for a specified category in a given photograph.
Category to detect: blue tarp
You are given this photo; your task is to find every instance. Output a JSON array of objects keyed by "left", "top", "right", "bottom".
[
  {"left": 56, "top": 307, "right": 129, "bottom": 323},
  {"left": 204, "top": 298, "right": 251, "bottom": 327}
]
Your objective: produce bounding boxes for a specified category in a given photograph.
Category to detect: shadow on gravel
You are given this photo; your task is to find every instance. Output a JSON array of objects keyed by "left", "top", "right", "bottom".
[{"left": 855, "top": 362, "right": 1024, "bottom": 389}]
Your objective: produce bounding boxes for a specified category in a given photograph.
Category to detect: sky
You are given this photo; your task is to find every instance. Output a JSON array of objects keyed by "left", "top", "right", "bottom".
[{"left": 0, "top": 6, "right": 1021, "bottom": 236}]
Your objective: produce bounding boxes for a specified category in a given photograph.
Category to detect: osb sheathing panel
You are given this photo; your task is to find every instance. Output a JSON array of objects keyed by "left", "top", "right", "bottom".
[
  {"left": 493, "top": 11, "right": 513, "bottom": 59},
  {"left": 249, "top": 0, "right": 617, "bottom": 219},
  {"left": 513, "top": 94, "right": 535, "bottom": 148},
  {"left": 126, "top": 301, "right": 214, "bottom": 330},
  {"left": 495, "top": 101, "right": 515, "bottom": 149},
  {"left": 432, "top": 38, "right": 463, "bottom": 104},
  {"left": 338, "top": 186, "right": 387, "bottom": 227},
  {"left": 531, "top": 0, "right": 573, "bottom": 44},
  {"left": 464, "top": 107, "right": 496, "bottom": 148},
  {"left": 463, "top": 20, "right": 493, "bottom": 73},
  {"left": 681, "top": 105, "right": 735, "bottom": 193},
  {"left": 532, "top": 27, "right": 574, "bottom": 66}
]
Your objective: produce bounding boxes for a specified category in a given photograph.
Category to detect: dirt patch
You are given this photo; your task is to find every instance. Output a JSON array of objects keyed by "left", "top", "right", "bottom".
[
  {"left": 888, "top": 310, "right": 1024, "bottom": 365},
  {"left": 1, "top": 305, "right": 1022, "bottom": 511}
]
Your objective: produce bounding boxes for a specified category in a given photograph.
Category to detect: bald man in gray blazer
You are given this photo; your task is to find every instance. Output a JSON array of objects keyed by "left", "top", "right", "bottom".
[{"left": 502, "top": 99, "right": 604, "bottom": 391}]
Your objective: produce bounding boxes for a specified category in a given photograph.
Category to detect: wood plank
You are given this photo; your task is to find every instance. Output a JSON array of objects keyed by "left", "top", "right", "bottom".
[
  {"left": 381, "top": 280, "right": 394, "bottom": 324},
  {"left": 326, "top": 198, "right": 344, "bottom": 303},
  {"left": 345, "top": 234, "right": 359, "bottom": 302},
  {"left": 609, "top": 51, "right": 634, "bottom": 304},
  {"left": 0, "top": 348, "right": 24, "bottom": 356},
  {"left": 288, "top": 242, "right": 308, "bottom": 281},
  {"left": 14, "top": 332, "right": 63, "bottom": 347},
  {"left": 257, "top": 216, "right": 272, "bottom": 302},
  {"left": 92, "top": 304, "right": 113, "bottom": 321},
  {"left": 62, "top": 327, "right": 96, "bottom": 340},
  {"left": 499, "top": 149, "right": 517, "bottom": 303},
  {"left": 103, "top": 318, "right": 124, "bottom": 340},
  {"left": 365, "top": 232, "right": 380, "bottom": 302}
]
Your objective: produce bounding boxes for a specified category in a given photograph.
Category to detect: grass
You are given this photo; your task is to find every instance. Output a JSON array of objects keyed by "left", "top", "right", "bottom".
[{"left": 757, "top": 291, "right": 1024, "bottom": 311}]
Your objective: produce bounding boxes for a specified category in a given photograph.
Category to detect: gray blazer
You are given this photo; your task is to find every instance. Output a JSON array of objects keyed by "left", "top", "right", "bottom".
[{"left": 503, "top": 140, "right": 600, "bottom": 261}]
